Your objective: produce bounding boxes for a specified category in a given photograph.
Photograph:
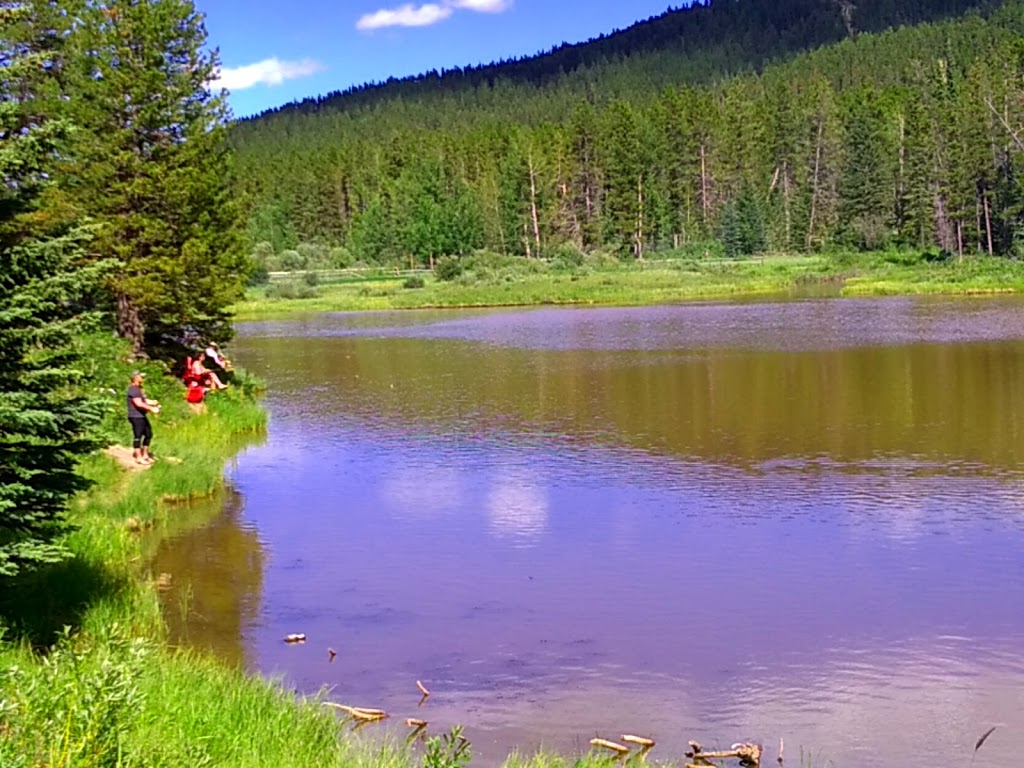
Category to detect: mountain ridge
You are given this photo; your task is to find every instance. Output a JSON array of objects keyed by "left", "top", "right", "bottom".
[{"left": 242, "top": 0, "right": 999, "bottom": 123}]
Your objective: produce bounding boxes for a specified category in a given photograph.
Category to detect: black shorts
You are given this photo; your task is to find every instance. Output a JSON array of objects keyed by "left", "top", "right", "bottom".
[{"left": 129, "top": 417, "right": 152, "bottom": 449}]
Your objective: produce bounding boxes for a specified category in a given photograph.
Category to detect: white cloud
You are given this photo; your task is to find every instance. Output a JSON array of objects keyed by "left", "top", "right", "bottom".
[
  {"left": 212, "top": 57, "right": 324, "bottom": 91},
  {"left": 356, "top": 3, "right": 453, "bottom": 30},
  {"left": 451, "top": 0, "right": 511, "bottom": 11},
  {"left": 356, "top": 0, "right": 512, "bottom": 31}
]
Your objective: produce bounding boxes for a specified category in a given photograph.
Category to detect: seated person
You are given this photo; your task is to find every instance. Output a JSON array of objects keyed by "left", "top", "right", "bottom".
[
  {"left": 190, "top": 351, "right": 228, "bottom": 390},
  {"left": 204, "top": 341, "right": 233, "bottom": 372}
]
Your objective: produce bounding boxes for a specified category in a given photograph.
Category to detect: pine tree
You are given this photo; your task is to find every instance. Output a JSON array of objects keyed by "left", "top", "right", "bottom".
[
  {"left": 58, "top": 0, "right": 245, "bottom": 358},
  {"left": 0, "top": 0, "right": 105, "bottom": 578}
]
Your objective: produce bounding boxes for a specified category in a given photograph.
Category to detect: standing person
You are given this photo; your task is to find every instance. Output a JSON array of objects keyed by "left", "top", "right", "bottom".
[{"left": 126, "top": 371, "right": 160, "bottom": 465}]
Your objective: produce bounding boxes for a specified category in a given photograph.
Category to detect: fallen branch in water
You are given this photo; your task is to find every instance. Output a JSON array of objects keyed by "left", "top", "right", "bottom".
[
  {"left": 686, "top": 741, "right": 762, "bottom": 767},
  {"left": 621, "top": 735, "right": 655, "bottom": 747},
  {"left": 416, "top": 680, "right": 431, "bottom": 697},
  {"left": 322, "top": 703, "right": 388, "bottom": 721},
  {"left": 590, "top": 738, "right": 630, "bottom": 755}
]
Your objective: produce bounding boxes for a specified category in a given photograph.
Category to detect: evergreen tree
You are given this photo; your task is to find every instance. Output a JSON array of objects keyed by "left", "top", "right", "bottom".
[
  {"left": 58, "top": 0, "right": 245, "bottom": 358},
  {"left": 0, "top": 0, "right": 104, "bottom": 578}
]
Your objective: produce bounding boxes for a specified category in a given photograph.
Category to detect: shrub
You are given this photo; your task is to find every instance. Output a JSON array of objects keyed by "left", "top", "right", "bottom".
[
  {"left": 265, "top": 281, "right": 318, "bottom": 300},
  {"left": 330, "top": 246, "right": 353, "bottom": 268},
  {"left": 550, "top": 242, "right": 585, "bottom": 270},
  {"left": 403, "top": 275, "right": 425, "bottom": 289},
  {"left": 435, "top": 256, "right": 463, "bottom": 282},
  {"left": 276, "top": 249, "right": 305, "bottom": 272},
  {"left": 302, "top": 270, "right": 320, "bottom": 287},
  {"left": 297, "top": 243, "right": 331, "bottom": 270}
]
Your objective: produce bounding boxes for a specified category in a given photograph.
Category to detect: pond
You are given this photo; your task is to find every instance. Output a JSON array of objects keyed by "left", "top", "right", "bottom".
[{"left": 155, "top": 296, "right": 1024, "bottom": 766}]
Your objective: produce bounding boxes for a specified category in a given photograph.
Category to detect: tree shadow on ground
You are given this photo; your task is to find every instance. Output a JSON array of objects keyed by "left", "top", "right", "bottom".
[{"left": 0, "top": 555, "right": 127, "bottom": 648}]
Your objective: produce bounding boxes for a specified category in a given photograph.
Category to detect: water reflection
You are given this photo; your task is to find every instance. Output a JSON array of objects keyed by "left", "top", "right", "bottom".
[
  {"left": 153, "top": 490, "right": 265, "bottom": 669},
  {"left": 160, "top": 298, "right": 1024, "bottom": 767}
]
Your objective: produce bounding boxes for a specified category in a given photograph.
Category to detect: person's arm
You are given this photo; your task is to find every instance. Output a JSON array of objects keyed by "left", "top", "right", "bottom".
[{"left": 132, "top": 395, "right": 160, "bottom": 413}]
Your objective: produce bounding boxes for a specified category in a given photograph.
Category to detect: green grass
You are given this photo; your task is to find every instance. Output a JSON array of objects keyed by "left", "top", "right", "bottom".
[{"left": 233, "top": 250, "right": 1024, "bottom": 320}]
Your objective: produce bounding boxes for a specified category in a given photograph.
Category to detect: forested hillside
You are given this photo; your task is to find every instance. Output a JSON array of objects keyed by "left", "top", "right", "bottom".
[
  {"left": 247, "top": 0, "right": 998, "bottom": 121},
  {"left": 231, "top": 0, "right": 1024, "bottom": 267}
]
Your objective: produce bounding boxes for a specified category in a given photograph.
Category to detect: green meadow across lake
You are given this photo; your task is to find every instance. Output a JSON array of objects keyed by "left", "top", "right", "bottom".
[{"left": 233, "top": 251, "right": 1024, "bottom": 319}]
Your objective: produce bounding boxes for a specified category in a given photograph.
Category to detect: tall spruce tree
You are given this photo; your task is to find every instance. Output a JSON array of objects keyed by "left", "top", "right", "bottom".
[
  {"left": 59, "top": 0, "right": 245, "bottom": 358},
  {"left": 0, "top": 0, "right": 104, "bottom": 578}
]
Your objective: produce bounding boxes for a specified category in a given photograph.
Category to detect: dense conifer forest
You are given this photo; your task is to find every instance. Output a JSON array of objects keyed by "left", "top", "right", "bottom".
[{"left": 231, "top": 0, "right": 1024, "bottom": 268}]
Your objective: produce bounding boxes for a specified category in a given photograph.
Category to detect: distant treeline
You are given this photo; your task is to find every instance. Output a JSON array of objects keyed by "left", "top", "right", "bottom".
[{"left": 232, "top": 1, "right": 1024, "bottom": 267}]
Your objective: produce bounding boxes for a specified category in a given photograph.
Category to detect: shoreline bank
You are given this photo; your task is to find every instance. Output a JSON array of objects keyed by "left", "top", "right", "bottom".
[{"left": 231, "top": 251, "right": 1024, "bottom": 321}]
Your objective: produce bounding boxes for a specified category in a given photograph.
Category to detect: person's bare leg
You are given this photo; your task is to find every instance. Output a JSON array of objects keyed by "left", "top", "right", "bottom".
[{"left": 210, "top": 371, "right": 227, "bottom": 389}]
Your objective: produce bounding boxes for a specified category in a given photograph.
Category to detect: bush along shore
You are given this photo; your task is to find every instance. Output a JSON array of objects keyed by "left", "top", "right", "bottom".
[{"left": 232, "top": 249, "right": 1024, "bottom": 320}]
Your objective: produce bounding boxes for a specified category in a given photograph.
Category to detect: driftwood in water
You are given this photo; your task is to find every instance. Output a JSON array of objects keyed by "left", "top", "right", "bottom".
[
  {"left": 621, "top": 734, "right": 655, "bottom": 747},
  {"left": 416, "top": 680, "right": 431, "bottom": 697},
  {"left": 590, "top": 738, "right": 630, "bottom": 755},
  {"left": 323, "top": 703, "right": 388, "bottom": 721},
  {"left": 686, "top": 740, "right": 762, "bottom": 767}
]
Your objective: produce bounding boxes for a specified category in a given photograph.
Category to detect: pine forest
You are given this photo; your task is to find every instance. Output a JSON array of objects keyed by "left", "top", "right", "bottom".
[{"left": 231, "top": 0, "right": 1024, "bottom": 268}]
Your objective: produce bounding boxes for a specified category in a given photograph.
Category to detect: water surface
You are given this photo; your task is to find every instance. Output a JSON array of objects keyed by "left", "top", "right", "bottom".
[{"left": 156, "top": 297, "right": 1024, "bottom": 766}]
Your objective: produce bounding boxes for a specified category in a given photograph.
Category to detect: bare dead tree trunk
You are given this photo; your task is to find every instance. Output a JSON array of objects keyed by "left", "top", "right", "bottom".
[
  {"left": 523, "top": 221, "right": 531, "bottom": 259},
  {"left": 528, "top": 154, "right": 541, "bottom": 257},
  {"left": 984, "top": 193, "right": 994, "bottom": 255},
  {"left": 635, "top": 173, "right": 644, "bottom": 260},
  {"left": 934, "top": 192, "right": 956, "bottom": 254},
  {"left": 807, "top": 118, "right": 825, "bottom": 251},
  {"left": 700, "top": 142, "right": 710, "bottom": 229},
  {"left": 957, "top": 219, "right": 964, "bottom": 263},
  {"left": 897, "top": 112, "right": 906, "bottom": 230},
  {"left": 782, "top": 161, "right": 792, "bottom": 248},
  {"left": 491, "top": 177, "right": 507, "bottom": 256}
]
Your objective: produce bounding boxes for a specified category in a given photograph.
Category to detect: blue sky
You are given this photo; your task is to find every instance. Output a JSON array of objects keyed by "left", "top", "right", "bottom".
[{"left": 203, "top": 0, "right": 681, "bottom": 117}]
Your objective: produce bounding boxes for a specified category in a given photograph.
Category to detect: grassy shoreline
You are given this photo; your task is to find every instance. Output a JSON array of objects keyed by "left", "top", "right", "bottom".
[{"left": 232, "top": 251, "right": 1024, "bottom": 320}]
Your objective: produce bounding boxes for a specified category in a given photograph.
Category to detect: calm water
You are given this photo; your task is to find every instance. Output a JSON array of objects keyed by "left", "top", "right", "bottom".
[{"left": 155, "top": 296, "right": 1024, "bottom": 766}]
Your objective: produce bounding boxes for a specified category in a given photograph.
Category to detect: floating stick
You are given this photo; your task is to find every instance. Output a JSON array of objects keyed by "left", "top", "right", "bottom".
[
  {"left": 621, "top": 735, "right": 655, "bottom": 747},
  {"left": 416, "top": 680, "right": 431, "bottom": 697},
  {"left": 284, "top": 633, "right": 306, "bottom": 644},
  {"left": 590, "top": 738, "right": 630, "bottom": 755},
  {"left": 328, "top": 647, "right": 337, "bottom": 662},
  {"left": 406, "top": 718, "right": 428, "bottom": 728},
  {"left": 323, "top": 703, "right": 388, "bottom": 721}
]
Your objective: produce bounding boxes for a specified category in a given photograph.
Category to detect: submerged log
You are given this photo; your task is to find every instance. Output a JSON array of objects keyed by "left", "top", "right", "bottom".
[
  {"left": 590, "top": 738, "right": 630, "bottom": 754},
  {"left": 621, "top": 735, "right": 655, "bottom": 747},
  {"left": 686, "top": 742, "right": 762, "bottom": 767},
  {"left": 323, "top": 703, "right": 389, "bottom": 721}
]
